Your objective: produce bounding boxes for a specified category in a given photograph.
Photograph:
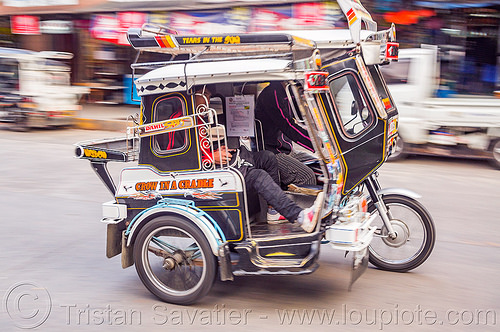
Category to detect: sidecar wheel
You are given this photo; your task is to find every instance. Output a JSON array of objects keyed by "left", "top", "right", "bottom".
[
  {"left": 133, "top": 215, "right": 217, "bottom": 305},
  {"left": 368, "top": 194, "right": 435, "bottom": 272}
]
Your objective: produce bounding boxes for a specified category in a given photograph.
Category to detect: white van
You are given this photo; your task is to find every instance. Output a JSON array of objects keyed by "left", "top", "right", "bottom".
[{"left": 0, "top": 47, "right": 89, "bottom": 128}]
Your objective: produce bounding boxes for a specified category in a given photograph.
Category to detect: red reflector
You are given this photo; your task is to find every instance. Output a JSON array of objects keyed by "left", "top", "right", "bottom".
[{"left": 386, "top": 42, "right": 399, "bottom": 60}]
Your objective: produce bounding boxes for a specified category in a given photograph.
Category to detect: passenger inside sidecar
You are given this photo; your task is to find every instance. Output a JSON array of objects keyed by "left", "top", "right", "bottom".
[
  {"left": 138, "top": 81, "right": 316, "bottom": 176},
  {"left": 136, "top": 81, "right": 322, "bottom": 232}
]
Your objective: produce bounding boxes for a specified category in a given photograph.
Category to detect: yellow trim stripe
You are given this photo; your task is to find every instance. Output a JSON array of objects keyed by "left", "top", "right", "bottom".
[
  {"left": 266, "top": 252, "right": 296, "bottom": 257},
  {"left": 159, "top": 35, "right": 176, "bottom": 48}
]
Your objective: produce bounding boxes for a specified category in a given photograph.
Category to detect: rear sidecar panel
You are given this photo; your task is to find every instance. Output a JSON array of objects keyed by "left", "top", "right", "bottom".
[
  {"left": 116, "top": 167, "right": 248, "bottom": 241},
  {"left": 138, "top": 92, "right": 204, "bottom": 173}
]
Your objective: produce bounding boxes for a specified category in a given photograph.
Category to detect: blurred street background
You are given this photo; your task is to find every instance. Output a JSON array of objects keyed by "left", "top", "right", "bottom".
[
  {"left": 0, "top": 0, "right": 500, "bottom": 331},
  {"left": 1, "top": 0, "right": 500, "bottom": 100}
]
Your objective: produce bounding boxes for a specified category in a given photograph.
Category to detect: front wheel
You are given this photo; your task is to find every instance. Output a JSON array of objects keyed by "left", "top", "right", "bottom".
[
  {"left": 133, "top": 215, "right": 217, "bottom": 305},
  {"left": 368, "top": 194, "right": 435, "bottom": 272}
]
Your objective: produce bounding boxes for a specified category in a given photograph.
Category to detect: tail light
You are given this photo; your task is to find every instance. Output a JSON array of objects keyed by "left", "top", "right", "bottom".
[{"left": 20, "top": 97, "right": 37, "bottom": 109}]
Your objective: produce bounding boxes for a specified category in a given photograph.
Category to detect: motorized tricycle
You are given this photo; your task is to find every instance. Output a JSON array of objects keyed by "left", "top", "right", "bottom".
[{"left": 75, "top": 0, "right": 435, "bottom": 305}]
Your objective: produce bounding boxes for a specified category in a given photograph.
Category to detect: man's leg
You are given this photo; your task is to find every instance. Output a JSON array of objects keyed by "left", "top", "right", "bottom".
[
  {"left": 276, "top": 153, "right": 316, "bottom": 186},
  {"left": 245, "top": 168, "right": 302, "bottom": 222},
  {"left": 251, "top": 150, "right": 280, "bottom": 185}
]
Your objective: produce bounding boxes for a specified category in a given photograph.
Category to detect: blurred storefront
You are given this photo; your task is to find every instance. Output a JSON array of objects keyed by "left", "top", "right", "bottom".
[
  {"left": 374, "top": 0, "right": 500, "bottom": 95},
  {"left": 1, "top": 0, "right": 499, "bottom": 102},
  {"left": 0, "top": 1, "right": 349, "bottom": 104}
]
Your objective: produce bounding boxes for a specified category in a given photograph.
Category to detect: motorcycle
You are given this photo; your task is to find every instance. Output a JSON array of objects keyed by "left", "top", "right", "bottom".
[{"left": 75, "top": 0, "right": 435, "bottom": 305}]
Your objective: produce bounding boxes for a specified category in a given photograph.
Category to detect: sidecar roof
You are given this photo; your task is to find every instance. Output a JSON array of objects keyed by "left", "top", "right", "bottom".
[
  {"left": 259, "top": 29, "right": 375, "bottom": 50},
  {"left": 134, "top": 58, "right": 299, "bottom": 96}
]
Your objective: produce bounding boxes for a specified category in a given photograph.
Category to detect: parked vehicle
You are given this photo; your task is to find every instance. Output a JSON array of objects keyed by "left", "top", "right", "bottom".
[
  {"left": 75, "top": 0, "right": 435, "bottom": 305},
  {"left": 380, "top": 46, "right": 500, "bottom": 169},
  {"left": 0, "top": 47, "right": 89, "bottom": 129},
  {"left": 0, "top": 92, "right": 28, "bottom": 130}
]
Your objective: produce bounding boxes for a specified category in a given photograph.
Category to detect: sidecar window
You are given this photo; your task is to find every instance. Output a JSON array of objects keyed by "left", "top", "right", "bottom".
[
  {"left": 152, "top": 95, "right": 187, "bottom": 154},
  {"left": 328, "top": 72, "right": 374, "bottom": 138},
  {"left": 368, "top": 65, "right": 396, "bottom": 114}
]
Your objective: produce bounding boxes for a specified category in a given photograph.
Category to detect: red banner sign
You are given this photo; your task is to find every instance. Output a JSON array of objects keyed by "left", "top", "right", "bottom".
[
  {"left": 91, "top": 12, "right": 147, "bottom": 45},
  {"left": 11, "top": 15, "right": 40, "bottom": 35}
]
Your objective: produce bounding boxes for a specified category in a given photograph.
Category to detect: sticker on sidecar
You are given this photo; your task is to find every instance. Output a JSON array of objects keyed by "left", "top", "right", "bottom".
[
  {"left": 116, "top": 168, "right": 242, "bottom": 198},
  {"left": 127, "top": 189, "right": 223, "bottom": 201},
  {"left": 83, "top": 148, "right": 107, "bottom": 159},
  {"left": 179, "top": 35, "right": 241, "bottom": 45},
  {"left": 305, "top": 72, "right": 329, "bottom": 91},
  {"left": 139, "top": 117, "right": 193, "bottom": 135},
  {"left": 135, "top": 178, "right": 214, "bottom": 191}
]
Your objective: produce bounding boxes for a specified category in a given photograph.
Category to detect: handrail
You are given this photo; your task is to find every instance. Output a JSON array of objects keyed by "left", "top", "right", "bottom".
[
  {"left": 130, "top": 52, "right": 294, "bottom": 70},
  {"left": 127, "top": 28, "right": 316, "bottom": 55}
]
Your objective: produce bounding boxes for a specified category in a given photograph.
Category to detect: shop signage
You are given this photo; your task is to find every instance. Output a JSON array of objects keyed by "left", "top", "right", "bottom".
[
  {"left": 90, "top": 15, "right": 121, "bottom": 44},
  {"left": 293, "top": 2, "right": 342, "bottom": 28},
  {"left": 91, "top": 12, "right": 147, "bottom": 45},
  {"left": 169, "top": 8, "right": 251, "bottom": 34},
  {"left": 117, "top": 12, "right": 147, "bottom": 45},
  {"left": 11, "top": 15, "right": 40, "bottom": 35},
  {"left": 90, "top": 2, "right": 344, "bottom": 43},
  {"left": 166, "top": 2, "right": 341, "bottom": 34},
  {"left": 40, "top": 20, "right": 73, "bottom": 34},
  {"left": 250, "top": 6, "right": 294, "bottom": 31}
]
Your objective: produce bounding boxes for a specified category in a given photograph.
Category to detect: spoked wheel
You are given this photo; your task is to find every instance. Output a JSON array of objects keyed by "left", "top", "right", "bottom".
[
  {"left": 133, "top": 215, "right": 217, "bottom": 305},
  {"left": 368, "top": 194, "right": 435, "bottom": 272}
]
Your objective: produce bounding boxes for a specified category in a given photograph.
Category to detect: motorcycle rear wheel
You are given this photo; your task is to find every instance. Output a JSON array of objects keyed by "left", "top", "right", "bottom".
[{"left": 368, "top": 194, "right": 435, "bottom": 272}]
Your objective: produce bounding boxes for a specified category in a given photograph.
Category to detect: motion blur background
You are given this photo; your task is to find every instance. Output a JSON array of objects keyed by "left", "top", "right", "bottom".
[
  {"left": 1, "top": 0, "right": 500, "bottom": 103},
  {"left": 1, "top": 3, "right": 499, "bottom": 330}
]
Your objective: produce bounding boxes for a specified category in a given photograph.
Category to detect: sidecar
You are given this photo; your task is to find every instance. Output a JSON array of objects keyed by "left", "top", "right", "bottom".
[{"left": 76, "top": 0, "right": 402, "bottom": 304}]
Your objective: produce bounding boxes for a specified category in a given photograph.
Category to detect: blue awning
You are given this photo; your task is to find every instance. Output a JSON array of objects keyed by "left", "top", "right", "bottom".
[{"left": 415, "top": 1, "right": 500, "bottom": 9}]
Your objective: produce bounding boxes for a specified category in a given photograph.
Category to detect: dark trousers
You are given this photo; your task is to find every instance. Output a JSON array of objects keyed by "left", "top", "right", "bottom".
[
  {"left": 238, "top": 148, "right": 302, "bottom": 222},
  {"left": 276, "top": 152, "right": 316, "bottom": 186}
]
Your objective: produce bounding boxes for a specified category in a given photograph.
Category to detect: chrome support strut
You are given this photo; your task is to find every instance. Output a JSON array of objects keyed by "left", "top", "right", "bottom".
[{"left": 365, "top": 175, "right": 397, "bottom": 239}]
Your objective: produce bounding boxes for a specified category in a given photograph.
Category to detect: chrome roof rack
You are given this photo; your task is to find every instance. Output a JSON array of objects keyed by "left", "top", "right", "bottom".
[{"left": 127, "top": 26, "right": 316, "bottom": 56}]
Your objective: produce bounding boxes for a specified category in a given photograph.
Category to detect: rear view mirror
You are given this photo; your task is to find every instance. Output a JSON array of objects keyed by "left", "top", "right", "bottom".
[{"left": 351, "top": 100, "right": 359, "bottom": 116}]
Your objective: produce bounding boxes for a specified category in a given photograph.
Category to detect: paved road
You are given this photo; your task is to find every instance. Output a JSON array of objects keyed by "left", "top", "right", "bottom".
[{"left": 0, "top": 128, "right": 499, "bottom": 331}]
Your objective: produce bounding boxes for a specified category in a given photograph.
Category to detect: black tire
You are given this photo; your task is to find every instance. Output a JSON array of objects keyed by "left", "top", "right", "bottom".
[
  {"left": 488, "top": 139, "right": 500, "bottom": 170},
  {"left": 133, "top": 215, "right": 217, "bottom": 305},
  {"left": 12, "top": 111, "right": 29, "bottom": 132},
  {"left": 388, "top": 136, "right": 407, "bottom": 161},
  {"left": 368, "top": 194, "right": 435, "bottom": 272}
]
